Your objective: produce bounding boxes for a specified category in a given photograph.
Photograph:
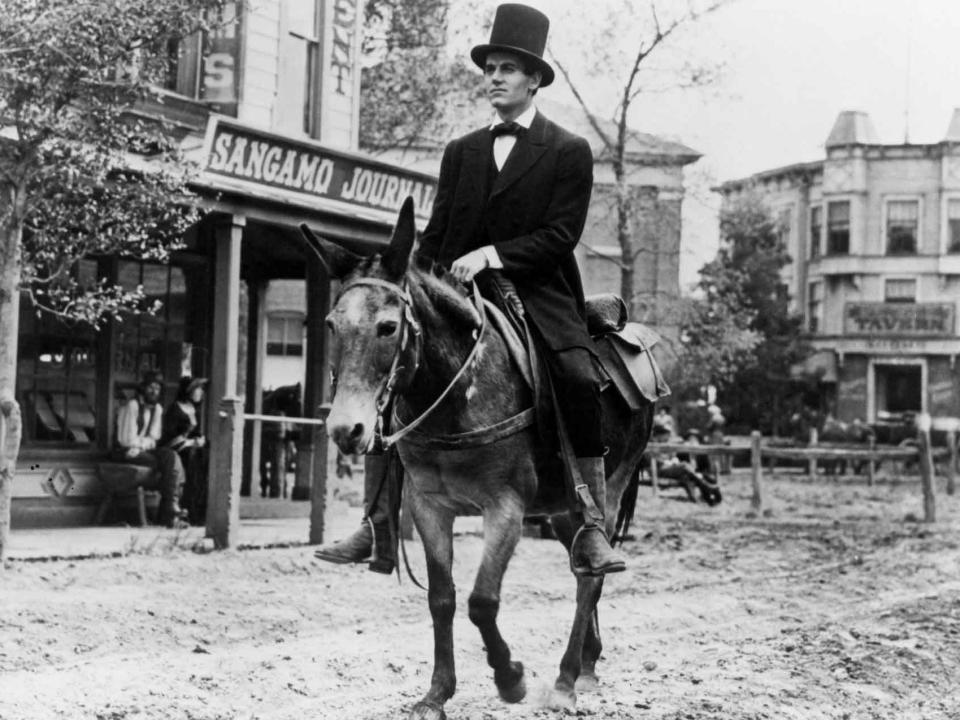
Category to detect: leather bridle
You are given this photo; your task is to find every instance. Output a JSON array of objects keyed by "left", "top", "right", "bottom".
[{"left": 333, "top": 276, "right": 487, "bottom": 448}]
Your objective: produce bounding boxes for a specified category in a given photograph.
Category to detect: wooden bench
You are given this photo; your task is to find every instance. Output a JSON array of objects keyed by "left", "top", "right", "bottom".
[{"left": 95, "top": 463, "right": 160, "bottom": 526}]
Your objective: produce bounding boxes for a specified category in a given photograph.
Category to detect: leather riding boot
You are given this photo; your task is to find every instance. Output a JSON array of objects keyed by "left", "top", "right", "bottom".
[
  {"left": 569, "top": 456, "right": 626, "bottom": 577},
  {"left": 314, "top": 451, "right": 399, "bottom": 574}
]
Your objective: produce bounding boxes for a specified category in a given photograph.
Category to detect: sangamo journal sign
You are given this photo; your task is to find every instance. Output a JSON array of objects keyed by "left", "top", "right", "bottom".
[{"left": 200, "top": 117, "right": 437, "bottom": 224}]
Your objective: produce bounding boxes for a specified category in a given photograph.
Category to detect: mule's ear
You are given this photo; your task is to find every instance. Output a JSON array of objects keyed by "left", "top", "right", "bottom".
[
  {"left": 299, "top": 224, "right": 362, "bottom": 279},
  {"left": 381, "top": 196, "right": 417, "bottom": 281}
]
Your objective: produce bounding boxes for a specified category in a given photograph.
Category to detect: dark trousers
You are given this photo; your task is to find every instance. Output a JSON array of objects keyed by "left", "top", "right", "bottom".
[
  {"left": 541, "top": 344, "right": 605, "bottom": 458},
  {"left": 112, "top": 447, "right": 185, "bottom": 512},
  {"left": 480, "top": 274, "right": 604, "bottom": 458}
]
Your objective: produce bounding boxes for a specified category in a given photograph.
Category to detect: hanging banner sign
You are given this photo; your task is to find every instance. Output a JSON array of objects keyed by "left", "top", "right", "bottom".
[
  {"left": 200, "top": 2, "right": 240, "bottom": 116},
  {"left": 201, "top": 117, "right": 437, "bottom": 222},
  {"left": 844, "top": 302, "right": 955, "bottom": 336}
]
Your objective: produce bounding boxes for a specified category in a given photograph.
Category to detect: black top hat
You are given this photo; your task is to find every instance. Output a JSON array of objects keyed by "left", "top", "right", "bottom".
[{"left": 470, "top": 4, "right": 554, "bottom": 87}]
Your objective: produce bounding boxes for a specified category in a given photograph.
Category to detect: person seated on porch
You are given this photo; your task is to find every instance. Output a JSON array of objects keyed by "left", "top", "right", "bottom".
[
  {"left": 160, "top": 376, "right": 209, "bottom": 525},
  {"left": 113, "top": 371, "right": 188, "bottom": 528}
]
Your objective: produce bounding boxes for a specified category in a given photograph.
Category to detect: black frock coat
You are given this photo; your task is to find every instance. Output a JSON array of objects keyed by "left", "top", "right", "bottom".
[{"left": 418, "top": 110, "right": 594, "bottom": 351}]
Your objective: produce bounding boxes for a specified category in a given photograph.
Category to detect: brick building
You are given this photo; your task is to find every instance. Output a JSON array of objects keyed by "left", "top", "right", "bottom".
[{"left": 717, "top": 110, "right": 960, "bottom": 425}]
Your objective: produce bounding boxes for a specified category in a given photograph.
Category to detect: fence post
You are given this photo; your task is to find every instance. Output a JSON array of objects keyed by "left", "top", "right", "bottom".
[
  {"left": 649, "top": 451, "right": 659, "bottom": 496},
  {"left": 947, "top": 430, "right": 957, "bottom": 496},
  {"left": 750, "top": 431, "right": 763, "bottom": 513},
  {"left": 867, "top": 436, "right": 876, "bottom": 487},
  {"left": 916, "top": 414, "right": 936, "bottom": 523},
  {"left": 807, "top": 427, "right": 818, "bottom": 479}
]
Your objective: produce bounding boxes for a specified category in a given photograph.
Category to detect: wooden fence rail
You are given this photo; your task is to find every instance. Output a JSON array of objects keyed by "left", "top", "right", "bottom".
[{"left": 645, "top": 422, "right": 957, "bottom": 523}]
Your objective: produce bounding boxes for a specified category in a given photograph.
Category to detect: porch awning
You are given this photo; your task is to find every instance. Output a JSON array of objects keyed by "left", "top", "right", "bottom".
[{"left": 790, "top": 350, "right": 838, "bottom": 383}]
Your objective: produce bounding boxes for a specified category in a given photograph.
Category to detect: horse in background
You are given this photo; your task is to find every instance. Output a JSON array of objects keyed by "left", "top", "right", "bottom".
[{"left": 260, "top": 382, "right": 302, "bottom": 498}]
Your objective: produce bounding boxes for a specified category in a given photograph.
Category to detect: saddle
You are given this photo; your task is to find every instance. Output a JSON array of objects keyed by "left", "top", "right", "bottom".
[{"left": 482, "top": 278, "right": 670, "bottom": 419}]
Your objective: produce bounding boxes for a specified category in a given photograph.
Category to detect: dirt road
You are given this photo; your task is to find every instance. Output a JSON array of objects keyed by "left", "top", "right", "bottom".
[{"left": 2, "top": 471, "right": 959, "bottom": 719}]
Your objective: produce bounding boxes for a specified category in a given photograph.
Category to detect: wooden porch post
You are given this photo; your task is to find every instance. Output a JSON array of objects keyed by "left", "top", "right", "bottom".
[
  {"left": 206, "top": 215, "right": 245, "bottom": 547},
  {"left": 301, "top": 256, "right": 331, "bottom": 543},
  {"left": 241, "top": 278, "right": 267, "bottom": 497}
]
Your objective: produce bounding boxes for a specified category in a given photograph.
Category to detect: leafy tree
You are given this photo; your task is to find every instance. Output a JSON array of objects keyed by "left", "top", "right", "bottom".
[
  {"left": 670, "top": 294, "right": 759, "bottom": 399},
  {"left": 694, "top": 192, "right": 809, "bottom": 434},
  {"left": 359, "top": 0, "right": 481, "bottom": 151},
  {"left": 0, "top": 0, "right": 227, "bottom": 563},
  {"left": 549, "top": 0, "right": 733, "bottom": 323}
]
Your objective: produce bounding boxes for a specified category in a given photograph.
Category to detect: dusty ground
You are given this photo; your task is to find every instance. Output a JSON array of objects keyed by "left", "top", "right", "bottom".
[{"left": 2, "top": 468, "right": 960, "bottom": 720}]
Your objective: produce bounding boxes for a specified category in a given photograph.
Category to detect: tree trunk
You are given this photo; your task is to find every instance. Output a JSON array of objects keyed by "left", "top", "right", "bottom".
[
  {"left": 615, "top": 165, "right": 635, "bottom": 319},
  {"left": 0, "top": 214, "right": 24, "bottom": 566}
]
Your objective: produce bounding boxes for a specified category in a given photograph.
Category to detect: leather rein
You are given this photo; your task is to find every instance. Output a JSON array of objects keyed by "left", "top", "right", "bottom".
[{"left": 335, "top": 275, "right": 533, "bottom": 449}]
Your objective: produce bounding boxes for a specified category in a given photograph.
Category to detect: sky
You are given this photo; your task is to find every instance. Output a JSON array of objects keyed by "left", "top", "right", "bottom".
[{"left": 451, "top": 0, "right": 960, "bottom": 289}]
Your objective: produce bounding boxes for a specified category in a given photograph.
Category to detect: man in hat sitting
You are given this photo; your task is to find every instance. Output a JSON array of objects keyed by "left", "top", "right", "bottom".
[
  {"left": 114, "top": 371, "right": 188, "bottom": 528},
  {"left": 314, "top": 3, "right": 625, "bottom": 576}
]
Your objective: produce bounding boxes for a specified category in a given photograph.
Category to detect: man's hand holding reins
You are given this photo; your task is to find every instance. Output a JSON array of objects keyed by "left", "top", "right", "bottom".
[{"left": 451, "top": 248, "right": 490, "bottom": 283}]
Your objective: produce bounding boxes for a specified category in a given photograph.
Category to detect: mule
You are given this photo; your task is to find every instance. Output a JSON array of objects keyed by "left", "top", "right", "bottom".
[{"left": 301, "top": 198, "right": 654, "bottom": 719}]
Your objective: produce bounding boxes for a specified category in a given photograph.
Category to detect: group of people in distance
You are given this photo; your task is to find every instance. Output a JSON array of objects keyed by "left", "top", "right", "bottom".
[{"left": 113, "top": 371, "right": 208, "bottom": 528}]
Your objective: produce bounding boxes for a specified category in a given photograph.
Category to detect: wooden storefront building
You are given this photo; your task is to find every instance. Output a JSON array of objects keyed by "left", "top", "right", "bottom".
[{"left": 12, "top": 0, "right": 435, "bottom": 535}]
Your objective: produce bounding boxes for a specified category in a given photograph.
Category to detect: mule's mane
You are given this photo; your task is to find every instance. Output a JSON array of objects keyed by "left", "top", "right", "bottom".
[{"left": 407, "top": 256, "right": 482, "bottom": 332}]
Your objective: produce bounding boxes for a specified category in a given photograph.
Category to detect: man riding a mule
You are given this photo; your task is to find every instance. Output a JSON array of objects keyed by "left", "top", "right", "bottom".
[{"left": 314, "top": 2, "right": 626, "bottom": 578}]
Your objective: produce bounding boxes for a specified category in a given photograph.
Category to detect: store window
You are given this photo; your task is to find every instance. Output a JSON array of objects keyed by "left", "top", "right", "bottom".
[
  {"left": 884, "top": 278, "right": 916, "bottom": 304},
  {"left": 114, "top": 261, "right": 209, "bottom": 397},
  {"left": 807, "top": 281, "right": 822, "bottom": 333},
  {"left": 809, "top": 205, "right": 822, "bottom": 259},
  {"left": 276, "top": 0, "right": 322, "bottom": 136},
  {"left": 17, "top": 262, "right": 101, "bottom": 445},
  {"left": 886, "top": 199, "right": 919, "bottom": 255},
  {"left": 16, "top": 257, "right": 209, "bottom": 448},
  {"left": 947, "top": 199, "right": 960, "bottom": 254},
  {"left": 266, "top": 314, "right": 305, "bottom": 356},
  {"left": 827, "top": 201, "right": 850, "bottom": 255}
]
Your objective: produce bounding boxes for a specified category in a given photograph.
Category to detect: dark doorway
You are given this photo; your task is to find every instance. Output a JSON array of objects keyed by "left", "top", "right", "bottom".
[{"left": 874, "top": 364, "right": 922, "bottom": 421}]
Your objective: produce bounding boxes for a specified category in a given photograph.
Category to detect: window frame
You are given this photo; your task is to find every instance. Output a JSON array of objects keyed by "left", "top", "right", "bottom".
[
  {"left": 883, "top": 196, "right": 921, "bottom": 256},
  {"left": 883, "top": 277, "right": 918, "bottom": 304},
  {"left": 809, "top": 204, "right": 823, "bottom": 259},
  {"left": 266, "top": 312, "right": 306, "bottom": 357},
  {"left": 807, "top": 280, "right": 823, "bottom": 333},
  {"left": 944, "top": 195, "right": 960, "bottom": 254},
  {"left": 826, "top": 199, "right": 851, "bottom": 256},
  {"left": 278, "top": 0, "right": 323, "bottom": 136}
]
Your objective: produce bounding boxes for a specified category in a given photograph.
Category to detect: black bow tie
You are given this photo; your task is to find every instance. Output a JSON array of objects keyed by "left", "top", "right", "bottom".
[{"left": 491, "top": 121, "right": 524, "bottom": 138}]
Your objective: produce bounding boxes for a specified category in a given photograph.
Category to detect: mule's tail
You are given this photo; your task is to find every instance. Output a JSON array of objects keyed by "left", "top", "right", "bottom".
[{"left": 612, "top": 467, "right": 641, "bottom": 545}]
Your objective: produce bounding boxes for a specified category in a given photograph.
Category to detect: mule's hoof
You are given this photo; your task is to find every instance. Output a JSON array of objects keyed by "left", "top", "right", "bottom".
[
  {"left": 575, "top": 672, "right": 600, "bottom": 692},
  {"left": 499, "top": 676, "right": 526, "bottom": 704},
  {"left": 539, "top": 684, "right": 576, "bottom": 711},
  {"left": 408, "top": 700, "right": 446, "bottom": 720},
  {"left": 495, "top": 660, "right": 525, "bottom": 704}
]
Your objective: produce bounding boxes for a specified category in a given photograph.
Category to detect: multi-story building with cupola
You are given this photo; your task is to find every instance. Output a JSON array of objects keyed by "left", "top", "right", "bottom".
[{"left": 717, "top": 110, "right": 960, "bottom": 425}]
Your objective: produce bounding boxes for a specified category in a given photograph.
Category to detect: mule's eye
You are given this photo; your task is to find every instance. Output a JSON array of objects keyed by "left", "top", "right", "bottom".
[
  {"left": 377, "top": 320, "right": 398, "bottom": 338},
  {"left": 326, "top": 317, "right": 336, "bottom": 334}
]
